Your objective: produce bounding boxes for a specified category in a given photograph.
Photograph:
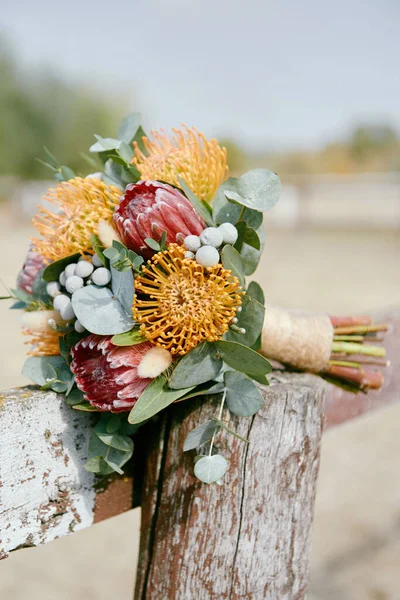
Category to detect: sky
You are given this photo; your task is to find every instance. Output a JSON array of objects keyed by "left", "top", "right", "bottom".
[{"left": 2, "top": 0, "right": 400, "bottom": 150}]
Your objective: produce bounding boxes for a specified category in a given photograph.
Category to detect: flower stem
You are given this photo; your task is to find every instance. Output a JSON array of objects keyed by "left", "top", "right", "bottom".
[
  {"left": 209, "top": 388, "right": 227, "bottom": 457},
  {"left": 333, "top": 324, "right": 388, "bottom": 335},
  {"left": 331, "top": 341, "right": 386, "bottom": 358}
]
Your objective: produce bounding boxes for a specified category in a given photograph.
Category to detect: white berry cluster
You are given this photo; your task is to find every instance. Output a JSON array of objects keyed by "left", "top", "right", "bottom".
[
  {"left": 183, "top": 222, "right": 238, "bottom": 268},
  {"left": 46, "top": 254, "right": 112, "bottom": 333}
]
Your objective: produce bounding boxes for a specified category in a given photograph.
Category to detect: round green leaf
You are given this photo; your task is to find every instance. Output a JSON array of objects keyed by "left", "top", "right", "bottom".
[
  {"left": 224, "top": 371, "right": 264, "bottom": 416},
  {"left": 215, "top": 340, "right": 272, "bottom": 378},
  {"left": 71, "top": 285, "right": 134, "bottom": 335},
  {"left": 183, "top": 420, "right": 219, "bottom": 452},
  {"left": 221, "top": 245, "right": 245, "bottom": 288},
  {"left": 111, "top": 266, "right": 134, "bottom": 314},
  {"left": 169, "top": 341, "right": 222, "bottom": 389},
  {"left": 194, "top": 454, "right": 229, "bottom": 484},
  {"left": 223, "top": 169, "right": 281, "bottom": 212}
]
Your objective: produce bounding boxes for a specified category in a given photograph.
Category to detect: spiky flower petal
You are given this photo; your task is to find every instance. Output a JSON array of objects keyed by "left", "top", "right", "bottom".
[
  {"left": 32, "top": 177, "right": 122, "bottom": 261},
  {"left": 71, "top": 335, "right": 156, "bottom": 412},
  {"left": 113, "top": 180, "right": 206, "bottom": 259},
  {"left": 22, "top": 328, "right": 62, "bottom": 357},
  {"left": 133, "top": 126, "right": 228, "bottom": 202},
  {"left": 133, "top": 244, "right": 243, "bottom": 355},
  {"left": 17, "top": 245, "right": 48, "bottom": 294}
]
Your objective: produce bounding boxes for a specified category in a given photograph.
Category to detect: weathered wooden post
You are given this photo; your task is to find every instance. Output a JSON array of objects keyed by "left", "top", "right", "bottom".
[{"left": 134, "top": 374, "right": 326, "bottom": 599}]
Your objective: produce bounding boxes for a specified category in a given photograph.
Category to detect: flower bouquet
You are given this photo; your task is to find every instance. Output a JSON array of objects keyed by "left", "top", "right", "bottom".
[{"left": 3, "top": 114, "right": 388, "bottom": 484}]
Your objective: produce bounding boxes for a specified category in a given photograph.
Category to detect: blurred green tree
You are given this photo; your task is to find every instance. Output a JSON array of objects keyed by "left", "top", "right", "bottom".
[{"left": 0, "top": 40, "right": 124, "bottom": 179}]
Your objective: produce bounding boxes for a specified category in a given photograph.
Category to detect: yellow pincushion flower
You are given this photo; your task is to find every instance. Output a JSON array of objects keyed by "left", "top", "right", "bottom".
[
  {"left": 32, "top": 177, "right": 122, "bottom": 261},
  {"left": 22, "top": 329, "right": 62, "bottom": 357},
  {"left": 133, "top": 244, "right": 243, "bottom": 355},
  {"left": 132, "top": 126, "right": 228, "bottom": 203}
]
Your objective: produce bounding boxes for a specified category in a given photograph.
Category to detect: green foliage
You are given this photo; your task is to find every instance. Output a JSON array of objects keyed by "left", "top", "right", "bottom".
[
  {"left": 90, "top": 234, "right": 107, "bottom": 266},
  {"left": 246, "top": 281, "right": 265, "bottom": 306},
  {"left": 71, "top": 285, "right": 134, "bottom": 335},
  {"left": 22, "top": 355, "right": 74, "bottom": 394},
  {"left": 169, "top": 341, "right": 223, "bottom": 389},
  {"left": 111, "top": 265, "right": 134, "bottom": 314},
  {"left": 111, "top": 327, "right": 147, "bottom": 346},
  {"left": 178, "top": 178, "right": 215, "bottom": 226},
  {"left": 183, "top": 420, "right": 219, "bottom": 451},
  {"left": 225, "top": 294, "right": 265, "bottom": 347},
  {"left": 103, "top": 240, "right": 143, "bottom": 272},
  {"left": 84, "top": 413, "right": 134, "bottom": 476},
  {"left": 215, "top": 340, "right": 272, "bottom": 379},
  {"left": 128, "top": 375, "right": 195, "bottom": 424},
  {"left": 194, "top": 454, "right": 229, "bottom": 484},
  {"left": 224, "top": 371, "right": 264, "bottom": 416},
  {"left": 221, "top": 245, "right": 245, "bottom": 287},
  {"left": 42, "top": 253, "right": 81, "bottom": 282}
]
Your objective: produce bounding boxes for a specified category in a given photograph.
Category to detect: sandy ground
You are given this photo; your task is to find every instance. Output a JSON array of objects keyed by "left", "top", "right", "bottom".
[{"left": 1, "top": 204, "right": 400, "bottom": 599}]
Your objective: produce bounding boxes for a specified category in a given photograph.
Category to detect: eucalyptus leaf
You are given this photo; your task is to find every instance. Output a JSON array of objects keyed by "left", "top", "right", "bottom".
[
  {"left": 42, "top": 253, "right": 81, "bottom": 282},
  {"left": 215, "top": 340, "right": 272, "bottom": 378},
  {"left": 111, "top": 328, "right": 146, "bottom": 346},
  {"left": 111, "top": 266, "right": 134, "bottom": 314},
  {"left": 169, "top": 341, "right": 222, "bottom": 389},
  {"left": 247, "top": 281, "right": 265, "bottom": 306},
  {"left": 71, "top": 285, "right": 134, "bottom": 335},
  {"left": 32, "top": 269, "right": 51, "bottom": 303},
  {"left": 243, "top": 226, "right": 260, "bottom": 250},
  {"left": 178, "top": 381, "right": 225, "bottom": 402},
  {"left": 194, "top": 454, "right": 229, "bottom": 484},
  {"left": 119, "top": 140, "right": 134, "bottom": 163},
  {"left": 84, "top": 456, "right": 114, "bottom": 475},
  {"left": 225, "top": 294, "right": 264, "bottom": 347},
  {"left": 233, "top": 221, "right": 246, "bottom": 253},
  {"left": 183, "top": 420, "right": 219, "bottom": 451},
  {"left": 178, "top": 178, "right": 214, "bottom": 226},
  {"left": 73, "top": 402, "right": 101, "bottom": 412},
  {"left": 43, "top": 146, "right": 59, "bottom": 169},
  {"left": 11, "top": 287, "right": 32, "bottom": 305},
  {"left": 241, "top": 225, "right": 265, "bottom": 275},
  {"left": 118, "top": 113, "right": 141, "bottom": 144},
  {"left": 224, "top": 371, "right": 264, "bottom": 416},
  {"left": 10, "top": 300, "right": 26, "bottom": 309},
  {"left": 22, "top": 355, "right": 69, "bottom": 386},
  {"left": 65, "top": 386, "right": 85, "bottom": 406},
  {"left": 145, "top": 237, "right": 161, "bottom": 251},
  {"left": 128, "top": 375, "right": 195, "bottom": 424},
  {"left": 95, "top": 432, "right": 134, "bottom": 452},
  {"left": 90, "top": 135, "right": 121, "bottom": 152},
  {"left": 223, "top": 169, "right": 281, "bottom": 212},
  {"left": 60, "top": 166, "right": 76, "bottom": 181},
  {"left": 90, "top": 234, "right": 107, "bottom": 266},
  {"left": 221, "top": 245, "right": 245, "bottom": 288}
]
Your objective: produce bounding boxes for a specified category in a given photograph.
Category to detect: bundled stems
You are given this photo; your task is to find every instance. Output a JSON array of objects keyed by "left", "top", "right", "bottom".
[{"left": 327, "top": 315, "right": 389, "bottom": 391}]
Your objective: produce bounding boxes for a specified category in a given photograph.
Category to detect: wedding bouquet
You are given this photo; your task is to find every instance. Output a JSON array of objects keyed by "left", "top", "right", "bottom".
[{"left": 4, "top": 115, "right": 388, "bottom": 484}]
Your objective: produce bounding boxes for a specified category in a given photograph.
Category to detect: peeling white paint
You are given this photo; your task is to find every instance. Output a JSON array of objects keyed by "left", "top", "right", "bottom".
[{"left": 0, "top": 388, "right": 95, "bottom": 556}]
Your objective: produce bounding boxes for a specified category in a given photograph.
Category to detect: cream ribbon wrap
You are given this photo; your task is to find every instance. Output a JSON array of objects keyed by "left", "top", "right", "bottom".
[{"left": 260, "top": 306, "right": 334, "bottom": 372}]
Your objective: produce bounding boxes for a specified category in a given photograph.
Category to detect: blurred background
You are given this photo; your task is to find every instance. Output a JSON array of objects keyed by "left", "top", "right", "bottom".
[{"left": 1, "top": 1, "right": 400, "bottom": 598}]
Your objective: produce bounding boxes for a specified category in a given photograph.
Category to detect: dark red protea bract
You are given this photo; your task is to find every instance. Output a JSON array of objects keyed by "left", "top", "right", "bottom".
[
  {"left": 113, "top": 180, "right": 206, "bottom": 259},
  {"left": 71, "top": 334, "right": 154, "bottom": 412},
  {"left": 17, "top": 245, "right": 47, "bottom": 294}
]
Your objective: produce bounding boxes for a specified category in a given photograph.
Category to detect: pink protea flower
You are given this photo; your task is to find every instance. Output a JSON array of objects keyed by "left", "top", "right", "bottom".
[
  {"left": 17, "top": 245, "right": 48, "bottom": 294},
  {"left": 113, "top": 180, "right": 206, "bottom": 259},
  {"left": 70, "top": 334, "right": 172, "bottom": 412}
]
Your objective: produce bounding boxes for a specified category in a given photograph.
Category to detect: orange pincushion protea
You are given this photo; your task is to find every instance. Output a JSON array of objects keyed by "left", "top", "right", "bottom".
[
  {"left": 32, "top": 177, "right": 122, "bottom": 261},
  {"left": 133, "top": 244, "right": 243, "bottom": 355},
  {"left": 22, "top": 329, "right": 62, "bottom": 357},
  {"left": 132, "top": 126, "right": 229, "bottom": 203}
]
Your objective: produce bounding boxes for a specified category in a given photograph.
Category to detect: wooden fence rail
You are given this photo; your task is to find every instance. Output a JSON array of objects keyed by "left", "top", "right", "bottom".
[{"left": 1, "top": 309, "right": 399, "bottom": 599}]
